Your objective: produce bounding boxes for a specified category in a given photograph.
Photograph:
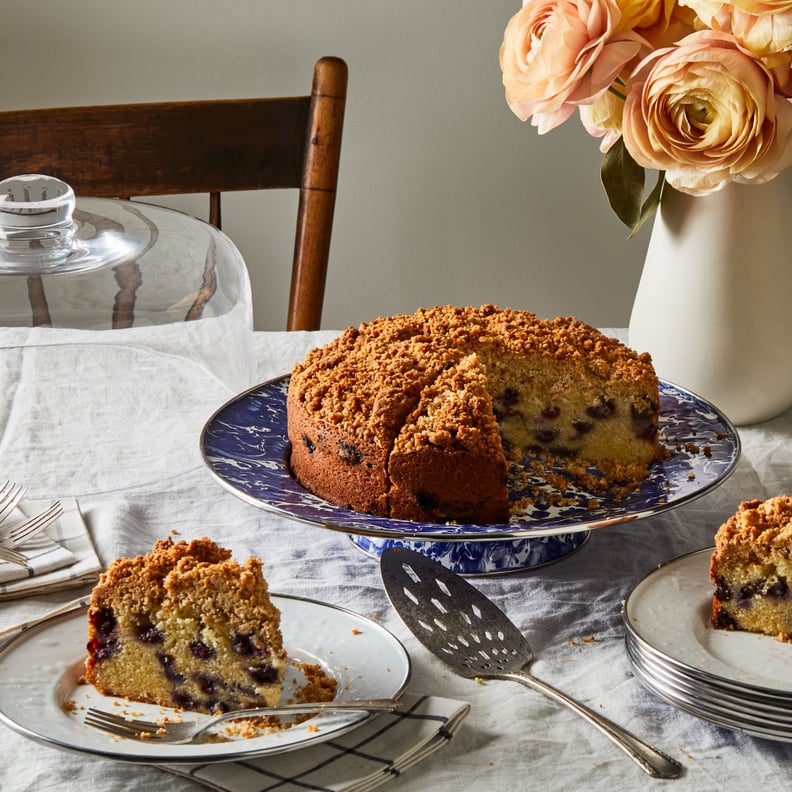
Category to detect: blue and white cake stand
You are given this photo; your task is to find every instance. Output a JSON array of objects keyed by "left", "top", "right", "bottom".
[{"left": 200, "top": 377, "right": 739, "bottom": 575}]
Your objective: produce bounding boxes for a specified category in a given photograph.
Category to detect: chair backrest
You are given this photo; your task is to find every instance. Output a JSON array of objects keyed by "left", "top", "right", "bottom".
[{"left": 0, "top": 56, "right": 347, "bottom": 330}]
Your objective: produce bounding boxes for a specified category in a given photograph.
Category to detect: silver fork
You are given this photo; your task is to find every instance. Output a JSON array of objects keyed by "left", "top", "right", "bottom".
[
  {"left": 84, "top": 699, "right": 403, "bottom": 744},
  {"left": 0, "top": 481, "right": 27, "bottom": 525},
  {"left": 0, "top": 500, "right": 63, "bottom": 549},
  {"left": 0, "top": 544, "right": 28, "bottom": 566}
]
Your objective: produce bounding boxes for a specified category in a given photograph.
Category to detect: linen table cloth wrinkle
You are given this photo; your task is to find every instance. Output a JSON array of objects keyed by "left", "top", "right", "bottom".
[{"left": 0, "top": 327, "right": 792, "bottom": 792}]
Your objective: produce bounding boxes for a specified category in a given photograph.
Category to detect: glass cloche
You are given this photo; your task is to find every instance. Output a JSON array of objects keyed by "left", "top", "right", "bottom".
[{"left": 0, "top": 174, "right": 255, "bottom": 392}]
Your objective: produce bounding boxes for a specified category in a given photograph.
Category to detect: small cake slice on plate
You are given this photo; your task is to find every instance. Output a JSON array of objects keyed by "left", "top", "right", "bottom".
[
  {"left": 710, "top": 497, "right": 792, "bottom": 642},
  {"left": 84, "top": 538, "right": 287, "bottom": 713}
]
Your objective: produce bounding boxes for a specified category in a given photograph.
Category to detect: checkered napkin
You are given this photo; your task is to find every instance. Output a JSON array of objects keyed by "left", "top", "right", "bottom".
[
  {"left": 0, "top": 498, "right": 102, "bottom": 599},
  {"left": 161, "top": 694, "right": 470, "bottom": 792}
]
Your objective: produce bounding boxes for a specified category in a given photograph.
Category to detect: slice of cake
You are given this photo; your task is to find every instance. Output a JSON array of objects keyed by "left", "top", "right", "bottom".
[
  {"left": 388, "top": 353, "right": 509, "bottom": 523},
  {"left": 710, "top": 497, "right": 792, "bottom": 642},
  {"left": 84, "top": 538, "right": 287, "bottom": 713}
]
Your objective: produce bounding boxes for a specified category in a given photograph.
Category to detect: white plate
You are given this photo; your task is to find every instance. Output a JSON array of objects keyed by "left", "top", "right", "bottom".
[
  {"left": 626, "top": 646, "right": 792, "bottom": 743},
  {"left": 0, "top": 595, "right": 410, "bottom": 764},
  {"left": 623, "top": 549, "right": 792, "bottom": 695},
  {"left": 625, "top": 638, "right": 792, "bottom": 716}
]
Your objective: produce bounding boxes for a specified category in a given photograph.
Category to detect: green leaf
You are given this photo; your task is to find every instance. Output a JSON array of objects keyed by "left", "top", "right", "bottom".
[
  {"left": 628, "top": 169, "right": 665, "bottom": 239},
  {"left": 601, "top": 138, "right": 646, "bottom": 230},
  {"left": 600, "top": 139, "right": 669, "bottom": 237}
]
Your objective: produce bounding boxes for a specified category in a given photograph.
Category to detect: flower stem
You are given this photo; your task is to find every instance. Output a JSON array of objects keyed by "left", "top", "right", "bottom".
[{"left": 608, "top": 85, "right": 627, "bottom": 102}]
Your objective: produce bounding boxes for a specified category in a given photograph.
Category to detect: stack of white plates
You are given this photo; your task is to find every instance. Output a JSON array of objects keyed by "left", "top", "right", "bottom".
[{"left": 623, "top": 548, "right": 792, "bottom": 742}]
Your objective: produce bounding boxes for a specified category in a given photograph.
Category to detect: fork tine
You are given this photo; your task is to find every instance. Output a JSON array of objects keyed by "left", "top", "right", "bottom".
[
  {"left": 4, "top": 501, "right": 62, "bottom": 542},
  {"left": 0, "top": 482, "right": 27, "bottom": 525},
  {"left": 0, "top": 480, "right": 24, "bottom": 509},
  {"left": 4, "top": 501, "right": 63, "bottom": 547},
  {"left": 8, "top": 508, "right": 49, "bottom": 536},
  {"left": 0, "top": 544, "right": 28, "bottom": 566},
  {"left": 83, "top": 718, "right": 144, "bottom": 738},
  {"left": 85, "top": 708, "right": 163, "bottom": 732},
  {"left": 84, "top": 708, "right": 135, "bottom": 727},
  {"left": 84, "top": 708, "right": 163, "bottom": 736}
]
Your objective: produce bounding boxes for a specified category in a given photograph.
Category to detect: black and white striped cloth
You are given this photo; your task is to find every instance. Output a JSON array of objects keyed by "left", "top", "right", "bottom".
[{"left": 161, "top": 694, "right": 470, "bottom": 792}]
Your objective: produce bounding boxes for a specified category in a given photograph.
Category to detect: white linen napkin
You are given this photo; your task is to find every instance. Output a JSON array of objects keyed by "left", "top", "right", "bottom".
[
  {"left": 161, "top": 693, "right": 470, "bottom": 792},
  {"left": 0, "top": 498, "right": 102, "bottom": 599}
]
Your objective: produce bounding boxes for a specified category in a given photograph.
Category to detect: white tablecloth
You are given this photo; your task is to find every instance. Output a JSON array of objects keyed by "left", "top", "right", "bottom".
[{"left": 0, "top": 327, "right": 790, "bottom": 791}]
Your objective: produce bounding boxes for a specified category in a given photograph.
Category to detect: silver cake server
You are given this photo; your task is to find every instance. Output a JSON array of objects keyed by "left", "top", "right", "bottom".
[{"left": 380, "top": 547, "right": 682, "bottom": 779}]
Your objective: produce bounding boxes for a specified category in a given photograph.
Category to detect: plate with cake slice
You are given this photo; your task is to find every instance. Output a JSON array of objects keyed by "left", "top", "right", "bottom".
[
  {"left": 624, "top": 548, "right": 792, "bottom": 742},
  {"left": 0, "top": 594, "right": 411, "bottom": 763}
]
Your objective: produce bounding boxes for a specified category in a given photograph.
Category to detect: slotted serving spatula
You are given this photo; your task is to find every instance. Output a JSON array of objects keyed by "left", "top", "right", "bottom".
[{"left": 380, "top": 547, "right": 682, "bottom": 779}]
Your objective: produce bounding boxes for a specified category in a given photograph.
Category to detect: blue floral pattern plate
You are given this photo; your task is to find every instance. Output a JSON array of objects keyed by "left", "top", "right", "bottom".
[{"left": 200, "top": 377, "right": 739, "bottom": 574}]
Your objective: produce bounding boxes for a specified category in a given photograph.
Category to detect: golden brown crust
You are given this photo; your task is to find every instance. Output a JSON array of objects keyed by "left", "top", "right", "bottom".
[
  {"left": 712, "top": 497, "right": 792, "bottom": 553},
  {"left": 288, "top": 305, "right": 661, "bottom": 524},
  {"left": 422, "top": 305, "right": 654, "bottom": 380}
]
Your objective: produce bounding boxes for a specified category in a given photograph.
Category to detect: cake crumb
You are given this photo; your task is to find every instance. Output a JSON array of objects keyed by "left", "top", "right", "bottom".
[{"left": 210, "top": 661, "right": 337, "bottom": 740}]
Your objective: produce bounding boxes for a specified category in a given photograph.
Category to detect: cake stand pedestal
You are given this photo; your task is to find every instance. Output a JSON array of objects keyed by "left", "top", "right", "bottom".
[{"left": 348, "top": 533, "right": 589, "bottom": 575}]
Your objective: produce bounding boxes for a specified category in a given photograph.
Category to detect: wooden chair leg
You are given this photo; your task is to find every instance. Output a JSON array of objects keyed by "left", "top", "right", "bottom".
[
  {"left": 209, "top": 193, "right": 222, "bottom": 229},
  {"left": 287, "top": 56, "right": 347, "bottom": 331},
  {"left": 27, "top": 275, "right": 52, "bottom": 327}
]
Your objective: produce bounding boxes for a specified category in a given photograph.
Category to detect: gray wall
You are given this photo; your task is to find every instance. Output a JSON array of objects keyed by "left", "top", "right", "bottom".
[{"left": 0, "top": 0, "right": 651, "bottom": 331}]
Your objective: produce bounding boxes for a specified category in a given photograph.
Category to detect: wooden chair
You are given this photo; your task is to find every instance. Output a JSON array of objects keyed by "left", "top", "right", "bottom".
[{"left": 0, "top": 56, "right": 347, "bottom": 330}]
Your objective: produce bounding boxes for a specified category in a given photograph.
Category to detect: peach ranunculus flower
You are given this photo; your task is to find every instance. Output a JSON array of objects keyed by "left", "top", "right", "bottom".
[
  {"left": 728, "top": 6, "right": 792, "bottom": 55},
  {"left": 636, "top": 0, "right": 697, "bottom": 49},
  {"left": 580, "top": 90, "right": 626, "bottom": 152},
  {"left": 579, "top": 0, "right": 698, "bottom": 153},
  {"left": 499, "top": 0, "right": 645, "bottom": 134},
  {"left": 730, "top": 0, "right": 792, "bottom": 11},
  {"left": 617, "top": 0, "right": 669, "bottom": 30},
  {"left": 681, "top": 0, "right": 792, "bottom": 54},
  {"left": 621, "top": 29, "right": 792, "bottom": 194}
]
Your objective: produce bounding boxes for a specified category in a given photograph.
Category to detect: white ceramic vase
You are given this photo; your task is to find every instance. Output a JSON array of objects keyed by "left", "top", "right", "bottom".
[{"left": 628, "top": 171, "right": 792, "bottom": 426}]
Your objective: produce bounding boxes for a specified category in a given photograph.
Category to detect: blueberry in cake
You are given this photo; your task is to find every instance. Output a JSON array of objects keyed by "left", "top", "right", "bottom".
[
  {"left": 84, "top": 538, "right": 287, "bottom": 712},
  {"left": 711, "top": 497, "right": 792, "bottom": 642},
  {"left": 287, "top": 304, "right": 662, "bottom": 524}
]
